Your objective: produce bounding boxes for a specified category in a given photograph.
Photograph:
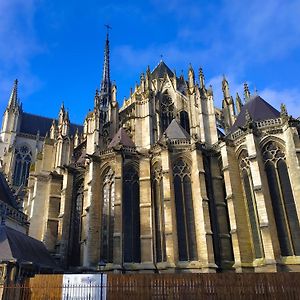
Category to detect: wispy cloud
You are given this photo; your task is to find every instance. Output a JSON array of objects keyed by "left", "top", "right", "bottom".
[
  {"left": 114, "top": 0, "right": 300, "bottom": 73},
  {"left": 0, "top": 0, "right": 43, "bottom": 111},
  {"left": 260, "top": 88, "right": 300, "bottom": 118},
  {"left": 207, "top": 74, "right": 300, "bottom": 118}
]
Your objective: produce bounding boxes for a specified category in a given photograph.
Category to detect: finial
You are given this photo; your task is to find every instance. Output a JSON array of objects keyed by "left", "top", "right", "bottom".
[
  {"left": 244, "top": 83, "right": 251, "bottom": 101},
  {"left": 199, "top": 67, "right": 205, "bottom": 89},
  {"left": 280, "top": 103, "right": 288, "bottom": 117},
  {"left": 160, "top": 54, "right": 163, "bottom": 62},
  {"left": 222, "top": 76, "right": 230, "bottom": 99}
]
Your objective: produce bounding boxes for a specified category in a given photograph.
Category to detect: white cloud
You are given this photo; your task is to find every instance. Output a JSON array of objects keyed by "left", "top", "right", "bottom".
[
  {"left": 0, "top": 0, "right": 43, "bottom": 112},
  {"left": 207, "top": 74, "right": 246, "bottom": 109},
  {"left": 260, "top": 88, "right": 300, "bottom": 118},
  {"left": 207, "top": 74, "right": 300, "bottom": 118}
]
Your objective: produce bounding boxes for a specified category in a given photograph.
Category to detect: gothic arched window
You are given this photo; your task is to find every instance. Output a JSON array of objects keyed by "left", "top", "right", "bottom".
[
  {"left": 239, "top": 150, "right": 263, "bottom": 259},
  {"left": 160, "top": 92, "right": 174, "bottom": 132},
  {"left": 151, "top": 163, "right": 166, "bottom": 263},
  {"left": 69, "top": 175, "right": 84, "bottom": 266},
  {"left": 101, "top": 168, "right": 115, "bottom": 263},
  {"left": 173, "top": 159, "right": 197, "bottom": 261},
  {"left": 262, "top": 142, "right": 300, "bottom": 256},
  {"left": 123, "top": 164, "right": 141, "bottom": 263},
  {"left": 179, "top": 110, "right": 190, "bottom": 134},
  {"left": 13, "top": 145, "right": 32, "bottom": 187}
]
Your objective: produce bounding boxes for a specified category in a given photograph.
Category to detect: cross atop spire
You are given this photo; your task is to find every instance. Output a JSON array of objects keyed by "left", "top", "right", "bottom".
[{"left": 105, "top": 24, "right": 112, "bottom": 36}]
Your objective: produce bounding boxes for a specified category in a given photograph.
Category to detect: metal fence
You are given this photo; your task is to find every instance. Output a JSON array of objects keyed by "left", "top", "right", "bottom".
[{"left": 1, "top": 273, "right": 300, "bottom": 300}]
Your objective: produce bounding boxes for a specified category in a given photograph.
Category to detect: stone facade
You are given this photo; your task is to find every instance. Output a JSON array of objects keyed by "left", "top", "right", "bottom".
[{"left": 1, "top": 34, "right": 300, "bottom": 273}]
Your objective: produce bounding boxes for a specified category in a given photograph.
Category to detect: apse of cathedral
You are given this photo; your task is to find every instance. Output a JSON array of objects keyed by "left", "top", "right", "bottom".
[{"left": 1, "top": 32, "right": 300, "bottom": 273}]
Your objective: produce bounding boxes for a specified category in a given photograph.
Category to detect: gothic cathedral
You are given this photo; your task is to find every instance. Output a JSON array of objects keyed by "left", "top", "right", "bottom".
[{"left": 1, "top": 33, "right": 300, "bottom": 273}]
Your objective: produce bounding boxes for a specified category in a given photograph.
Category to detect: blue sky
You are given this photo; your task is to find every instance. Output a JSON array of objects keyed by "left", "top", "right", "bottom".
[{"left": 0, "top": 0, "right": 300, "bottom": 125}]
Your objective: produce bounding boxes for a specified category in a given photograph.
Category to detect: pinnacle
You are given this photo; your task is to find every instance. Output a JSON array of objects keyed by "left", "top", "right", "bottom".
[{"left": 8, "top": 79, "right": 19, "bottom": 109}]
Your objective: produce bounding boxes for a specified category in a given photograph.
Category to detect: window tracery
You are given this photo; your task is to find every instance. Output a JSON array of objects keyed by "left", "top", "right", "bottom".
[
  {"left": 69, "top": 175, "right": 84, "bottom": 266},
  {"left": 160, "top": 92, "right": 174, "bottom": 132},
  {"left": 123, "top": 164, "right": 141, "bottom": 263},
  {"left": 101, "top": 168, "right": 115, "bottom": 263},
  {"left": 173, "top": 159, "right": 198, "bottom": 261},
  {"left": 13, "top": 145, "right": 32, "bottom": 187},
  {"left": 151, "top": 164, "right": 166, "bottom": 263},
  {"left": 262, "top": 142, "right": 300, "bottom": 256},
  {"left": 179, "top": 110, "right": 190, "bottom": 134},
  {"left": 239, "top": 150, "right": 263, "bottom": 259}
]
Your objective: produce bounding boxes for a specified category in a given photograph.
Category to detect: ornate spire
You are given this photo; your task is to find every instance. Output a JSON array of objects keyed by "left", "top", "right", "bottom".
[
  {"left": 8, "top": 79, "right": 19, "bottom": 109},
  {"left": 99, "top": 25, "right": 112, "bottom": 110}
]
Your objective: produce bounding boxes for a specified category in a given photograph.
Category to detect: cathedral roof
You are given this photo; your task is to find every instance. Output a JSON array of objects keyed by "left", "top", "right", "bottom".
[
  {"left": 230, "top": 95, "right": 280, "bottom": 132},
  {"left": 108, "top": 127, "right": 135, "bottom": 148},
  {"left": 151, "top": 60, "right": 174, "bottom": 79},
  {"left": 164, "top": 119, "right": 190, "bottom": 140},
  {"left": 0, "top": 224, "right": 58, "bottom": 269},
  {"left": 20, "top": 112, "right": 83, "bottom": 137}
]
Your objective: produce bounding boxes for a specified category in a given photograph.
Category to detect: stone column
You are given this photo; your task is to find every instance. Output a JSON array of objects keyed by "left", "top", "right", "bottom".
[
  {"left": 59, "top": 168, "right": 74, "bottom": 267},
  {"left": 283, "top": 125, "right": 300, "bottom": 220},
  {"left": 220, "top": 141, "right": 252, "bottom": 272},
  {"left": 190, "top": 146, "right": 216, "bottom": 272},
  {"left": 139, "top": 155, "right": 155, "bottom": 271},
  {"left": 161, "top": 148, "right": 176, "bottom": 271},
  {"left": 28, "top": 174, "right": 50, "bottom": 241},
  {"left": 113, "top": 153, "right": 123, "bottom": 270},
  {"left": 246, "top": 133, "right": 277, "bottom": 272},
  {"left": 85, "top": 156, "right": 101, "bottom": 268}
]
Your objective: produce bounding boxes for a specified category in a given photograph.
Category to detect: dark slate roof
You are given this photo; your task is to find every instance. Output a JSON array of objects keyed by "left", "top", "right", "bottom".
[
  {"left": 0, "top": 172, "right": 18, "bottom": 209},
  {"left": 164, "top": 119, "right": 190, "bottom": 139},
  {"left": 0, "top": 225, "right": 57, "bottom": 269},
  {"left": 151, "top": 61, "right": 174, "bottom": 79},
  {"left": 108, "top": 127, "right": 135, "bottom": 148},
  {"left": 230, "top": 95, "right": 280, "bottom": 132},
  {"left": 20, "top": 112, "right": 83, "bottom": 137}
]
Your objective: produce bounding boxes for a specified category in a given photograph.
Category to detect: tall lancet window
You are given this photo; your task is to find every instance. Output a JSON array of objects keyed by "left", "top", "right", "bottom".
[
  {"left": 262, "top": 142, "right": 300, "bottom": 256},
  {"left": 101, "top": 168, "right": 115, "bottom": 263},
  {"left": 173, "top": 159, "right": 198, "bottom": 261},
  {"left": 239, "top": 150, "right": 263, "bottom": 259},
  {"left": 123, "top": 164, "right": 141, "bottom": 263},
  {"left": 179, "top": 110, "right": 190, "bottom": 134},
  {"left": 151, "top": 163, "right": 166, "bottom": 263},
  {"left": 69, "top": 175, "right": 84, "bottom": 266},
  {"left": 13, "top": 145, "right": 32, "bottom": 187},
  {"left": 160, "top": 92, "right": 174, "bottom": 132}
]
